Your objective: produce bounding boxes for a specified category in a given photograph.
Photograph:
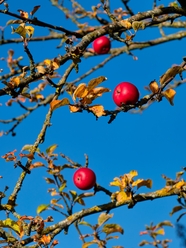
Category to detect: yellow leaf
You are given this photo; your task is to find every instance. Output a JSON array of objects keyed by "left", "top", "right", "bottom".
[
  {"left": 82, "top": 241, "right": 97, "bottom": 248},
  {"left": 52, "top": 58, "right": 60, "bottom": 70},
  {"left": 73, "top": 83, "right": 88, "bottom": 101},
  {"left": 98, "top": 213, "right": 113, "bottom": 227},
  {"left": 155, "top": 228, "right": 165, "bottom": 235},
  {"left": 90, "top": 87, "right": 111, "bottom": 96},
  {"left": 110, "top": 177, "right": 122, "bottom": 187},
  {"left": 120, "top": 20, "right": 132, "bottom": 29},
  {"left": 132, "top": 179, "right": 152, "bottom": 189},
  {"left": 175, "top": 180, "right": 186, "bottom": 189},
  {"left": 162, "top": 88, "right": 176, "bottom": 106},
  {"left": 40, "top": 235, "right": 51, "bottom": 245},
  {"left": 12, "top": 24, "right": 27, "bottom": 38},
  {"left": 88, "top": 105, "right": 106, "bottom": 117},
  {"left": 127, "top": 170, "right": 138, "bottom": 182},
  {"left": 0, "top": 218, "right": 20, "bottom": 234},
  {"left": 69, "top": 105, "right": 81, "bottom": 113},
  {"left": 160, "top": 66, "right": 182, "bottom": 85},
  {"left": 9, "top": 76, "right": 20, "bottom": 87},
  {"left": 149, "top": 81, "right": 159, "bottom": 93},
  {"left": 44, "top": 59, "right": 52, "bottom": 66},
  {"left": 116, "top": 191, "right": 132, "bottom": 204},
  {"left": 37, "top": 204, "right": 49, "bottom": 214},
  {"left": 102, "top": 224, "right": 124, "bottom": 235},
  {"left": 87, "top": 76, "right": 107, "bottom": 91},
  {"left": 50, "top": 98, "right": 70, "bottom": 111},
  {"left": 25, "top": 25, "right": 34, "bottom": 38}
]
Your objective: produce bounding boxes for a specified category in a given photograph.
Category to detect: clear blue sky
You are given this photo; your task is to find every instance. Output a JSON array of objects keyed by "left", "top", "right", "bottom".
[{"left": 0, "top": 0, "right": 186, "bottom": 247}]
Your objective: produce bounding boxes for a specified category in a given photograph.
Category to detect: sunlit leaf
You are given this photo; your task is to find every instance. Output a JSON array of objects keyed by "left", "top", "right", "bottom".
[
  {"left": 88, "top": 105, "right": 106, "bottom": 117},
  {"left": 50, "top": 98, "right": 70, "bottom": 111},
  {"left": 72, "top": 83, "right": 88, "bottom": 101},
  {"left": 59, "top": 182, "right": 66, "bottom": 192},
  {"left": 87, "top": 76, "right": 107, "bottom": 91},
  {"left": 162, "top": 88, "right": 176, "bottom": 106},
  {"left": 82, "top": 241, "right": 97, "bottom": 248},
  {"left": 69, "top": 105, "right": 81, "bottom": 113},
  {"left": 69, "top": 190, "right": 77, "bottom": 201},
  {"left": 11, "top": 24, "right": 27, "bottom": 38},
  {"left": 0, "top": 218, "right": 20, "bottom": 234},
  {"left": 36, "top": 65, "right": 46, "bottom": 74},
  {"left": 98, "top": 213, "right": 113, "bottom": 227},
  {"left": 40, "top": 235, "right": 51, "bottom": 245},
  {"left": 52, "top": 58, "right": 60, "bottom": 70},
  {"left": 21, "top": 144, "right": 40, "bottom": 153},
  {"left": 120, "top": 20, "right": 132, "bottom": 29},
  {"left": 102, "top": 224, "right": 124, "bottom": 235},
  {"left": 132, "top": 179, "right": 152, "bottom": 189},
  {"left": 149, "top": 81, "right": 159, "bottom": 94},
  {"left": 79, "top": 221, "right": 93, "bottom": 228},
  {"left": 154, "top": 228, "right": 165, "bottom": 235},
  {"left": 25, "top": 26, "right": 34, "bottom": 38},
  {"left": 160, "top": 66, "right": 183, "bottom": 85},
  {"left": 116, "top": 191, "right": 132, "bottom": 204},
  {"left": 156, "top": 221, "right": 173, "bottom": 228},
  {"left": 46, "top": 144, "right": 58, "bottom": 155},
  {"left": 37, "top": 204, "right": 49, "bottom": 214}
]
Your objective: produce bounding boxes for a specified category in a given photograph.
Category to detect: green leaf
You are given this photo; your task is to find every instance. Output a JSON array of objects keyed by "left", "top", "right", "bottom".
[
  {"left": 102, "top": 224, "right": 124, "bottom": 235},
  {"left": 79, "top": 221, "right": 93, "bottom": 228},
  {"left": 69, "top": 190, "right": 77, "bottom": 201},
  {"left": 21, "top": 144, "right": 40, "bottom": 153},
  {"left": 98, "top": 212, "right": 113, "bottom": 227},
  {"left": 46, "top": 144, "right": 58, "bottom": 155},
  {"left": 59, "top": 182, "right": 66, "bottom": 192},
  {"left": 37, "top": 204, "right": 49, "bottom": 214}
]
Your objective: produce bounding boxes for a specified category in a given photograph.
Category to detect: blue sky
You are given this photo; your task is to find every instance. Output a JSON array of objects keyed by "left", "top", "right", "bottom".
[{"left": 0, "top": 0, "right": 186, "bottom": 247}]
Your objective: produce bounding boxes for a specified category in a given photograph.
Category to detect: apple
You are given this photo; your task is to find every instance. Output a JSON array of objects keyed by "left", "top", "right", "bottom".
[
  {"left": 113, "top": 82, "right": 139, "bottom": 107},
  {"left": 93, "top": 36, "right": 111, "bottom": 54},
  {"left": 73, "top": 167, "right": 96, "bottom": 190}
]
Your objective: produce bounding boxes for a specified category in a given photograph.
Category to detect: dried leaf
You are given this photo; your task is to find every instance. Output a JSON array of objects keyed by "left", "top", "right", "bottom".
[
  {"left": 170, "top": 206, "right": 184, "bottom": 216},
  {"left": 44, "top": 178, "right": 55, "bottom": 184},
  {"left": 132, "top": 179, "right": 152, "bottom": 189},
  {"left": 139, "top": 240, "right": 150, "bottom": 246},
  {"left": 102, "top": 224, "right": 124, "bottom": 235},
  {"left": 52, "top": 58, "right": 60, "bottom": 70},
  {"left": 87, "top": 76, "right": 107, "bottom": 91},
  {"left": 88, "top": 105, "right": 106, "bottom": 117},
  {"left": 149, "top": 81, "right": 159, "bottom": 93},
  {"left": 82, "top": 241, "right": 97, "bottom": 248},
  {"left": 98, "top": 213, "right": 113, "bottom": 227},
  {"left": 50, "top": 98, "right": 70, "bottom": 111},
  {"left": 160, "top": 66, "right": 182, "bottom": 85},
  {"left": 40, "top": 235, "right": 51, "bottom": 245},
  {"left": 30, "top": 5, "right": 40, "bottom": 16},
  {"left": 17, "top": 9, "right": 29, "bottom": 18},
  {"left": 156, "top": 221, "right": 173, "bottom": 228},
  {"left": 37, "top": 204, "right": 49, "bottom": 214},
  {"left": 79, "top": 221, "right": 92, "bottom": 228},
  {"left": 72, "top": 83, "right": 88, "bottom": 101},
  {"left": 162, "top": 88, "right": 176, "bottom": 106},
  {"left": 120, "top": 20, "right": 132, "bottom": 29},
  {"left": 132, "top": 21, "right": 145, "bottom": 31},
  {"left": 116, "top": 191, "right": 132, "bottom": 204},
  {"left": 36, "top": 65, "right": 46, "bottom": 74},
  {"left": 69, "top": 105, "right": 81, "bottom": 113},
  {"left": 69, "top": 190, "right": 77, "bottom": 201}
]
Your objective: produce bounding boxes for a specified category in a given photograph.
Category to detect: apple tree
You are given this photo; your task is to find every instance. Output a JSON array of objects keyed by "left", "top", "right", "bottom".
[{"left": 0, "top": 0, "right": 186, "bottom": 247}]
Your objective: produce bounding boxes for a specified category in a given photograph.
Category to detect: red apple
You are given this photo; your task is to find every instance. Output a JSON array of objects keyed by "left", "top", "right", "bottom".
[
  {"left": 93, "top": 36, "right": 111, "bottom": 54},
  {"left": 113, "top": 82, "right": 139, "bottom": 107},
  {"left": 73, "top": 168, "right": 96, "bottom": 190}
]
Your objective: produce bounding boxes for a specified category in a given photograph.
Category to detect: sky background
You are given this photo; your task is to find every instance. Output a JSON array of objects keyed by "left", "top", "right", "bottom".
[{"left": 0, "top": 0, "right": 186, "bottom": 247}]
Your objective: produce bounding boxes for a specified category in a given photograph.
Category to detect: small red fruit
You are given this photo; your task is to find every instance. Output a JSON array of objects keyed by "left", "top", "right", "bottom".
[
  {"left": 73, "top": 168, "right": 96, "bottom": 190},
  {"left": 113, "top": 82, "right": 139, "bottom": 107},
  {"left": 93, "top": 36, "right": 111, "bottom": 54}
]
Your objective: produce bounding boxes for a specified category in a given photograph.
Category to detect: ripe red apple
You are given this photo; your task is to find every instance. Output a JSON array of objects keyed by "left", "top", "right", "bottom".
[
  {"left": 113, "top": 82, "right": 139, "bottom": 107},
  {"left": 93, "top": 36, "right": 111, "bottom": 54},
  {"left": 73, "top": 168, "right": 96, "bottom": 190}
]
